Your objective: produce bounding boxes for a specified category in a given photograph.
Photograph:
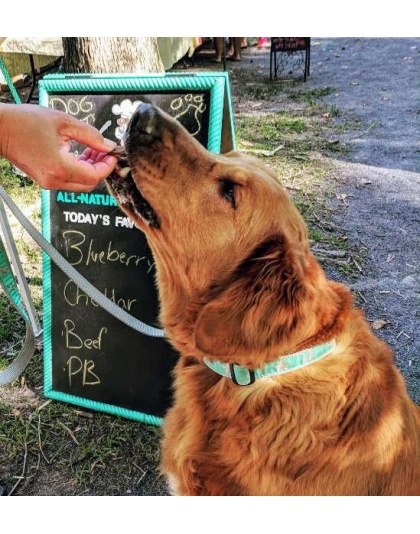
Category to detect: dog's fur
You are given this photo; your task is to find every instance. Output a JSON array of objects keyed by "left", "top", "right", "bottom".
[{"left": 107, "top": 103, "right": 420, "bottom": 496}]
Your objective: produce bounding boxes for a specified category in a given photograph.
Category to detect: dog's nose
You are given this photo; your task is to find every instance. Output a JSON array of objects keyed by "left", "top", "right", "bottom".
[{"left": 124, "top": 102, "right": 162, "bottom": 151}]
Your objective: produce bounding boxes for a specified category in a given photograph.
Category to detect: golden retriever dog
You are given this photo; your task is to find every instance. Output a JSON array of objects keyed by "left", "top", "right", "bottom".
[{"left": 107, "top": 103, "right": 420, "bottom": 496}]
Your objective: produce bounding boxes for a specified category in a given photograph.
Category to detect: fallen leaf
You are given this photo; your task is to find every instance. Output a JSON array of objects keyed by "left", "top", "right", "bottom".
[
  {"left": 11, "top": 408, "right": 21, "bottom": 417},
  {"left": 381, "top": 96, "right": 390, "bottom": 101},
  {"left": 328, "top": 138, "right": 340, "bottom": 145},
  {"left": 351, "top": 81, "right": 359, "bottom": 86},
  {"left": 336, "top": 193, "right": 348, "bottom": 201},
  {"left": 386, "top": 254, "right": 395, "bottom": 263},
  {"left": 372, "top": 320, "right": 390, "bottom": 330}
]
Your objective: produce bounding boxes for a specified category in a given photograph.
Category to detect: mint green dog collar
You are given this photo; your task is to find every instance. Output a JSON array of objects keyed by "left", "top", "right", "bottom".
[{"left": 203, "top": 340, "right": 336, "bottom": 386}]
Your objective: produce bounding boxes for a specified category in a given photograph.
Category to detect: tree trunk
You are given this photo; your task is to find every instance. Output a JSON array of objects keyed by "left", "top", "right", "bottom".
[{"left": 62, "top": 37, "right": 164, "bottom": 74}]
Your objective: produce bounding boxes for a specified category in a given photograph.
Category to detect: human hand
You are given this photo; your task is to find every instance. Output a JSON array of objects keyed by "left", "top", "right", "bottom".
[{"left": 0, "top": 103, "right": 118, "bottom": 191}]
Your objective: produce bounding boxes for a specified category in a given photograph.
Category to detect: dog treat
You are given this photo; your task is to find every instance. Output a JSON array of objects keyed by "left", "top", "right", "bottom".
[
  {"left": 108, "top": 146, "right": 131, "bottom": 178},
  {"left": 107, "top": 145, "right": 127, "bottom": 159}
]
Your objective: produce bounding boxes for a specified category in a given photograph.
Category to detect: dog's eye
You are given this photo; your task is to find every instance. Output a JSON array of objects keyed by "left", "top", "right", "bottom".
[{"left": 219, "top": 179, "right": 237, "bottom": 209}]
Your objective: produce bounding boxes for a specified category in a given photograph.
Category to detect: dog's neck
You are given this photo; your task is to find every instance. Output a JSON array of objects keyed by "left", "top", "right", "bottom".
[{"left": 159, "top": 274, "right": 352, "bottom": 371}]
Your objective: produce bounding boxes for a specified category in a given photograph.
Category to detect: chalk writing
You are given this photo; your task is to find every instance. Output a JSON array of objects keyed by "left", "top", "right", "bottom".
[
  {"left": 99, "top": 120, "right": 112, "bottom": 135},
  {"left": 111, "top": 99, "right": 143, "bottom": 142},
  {"left": 62, "top": 230, "right": 147, "bottom": 268},
  {"left": 50, "top": 96, "right": 95, "bottom": 125},
  {"left": 63, "top": 280, "right": 137, "bottom": 311},
  {"left": 66, "top": 356, "right": 101, "bottom": 386},
  {"left": 62, "top": 319, "right": 107, "bottom": 350},
  {"left": 170, "top": 94, "right": 206, "bottom": 137}
]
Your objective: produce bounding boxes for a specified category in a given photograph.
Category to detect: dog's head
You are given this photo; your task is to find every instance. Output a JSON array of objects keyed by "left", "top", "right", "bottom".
[{"left": 107, "top": 104, "right": 345, "bottom": 365}]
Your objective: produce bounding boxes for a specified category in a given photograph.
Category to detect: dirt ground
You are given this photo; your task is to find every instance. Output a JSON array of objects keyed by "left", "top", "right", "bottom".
[{"left": 0, "top": 37, "right": 418, "bottom": 496}]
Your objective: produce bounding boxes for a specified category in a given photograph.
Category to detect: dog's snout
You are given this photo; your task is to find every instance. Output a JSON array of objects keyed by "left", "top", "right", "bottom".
[{"left": 124, "top": 102, "right": 163, "bottom": 150}]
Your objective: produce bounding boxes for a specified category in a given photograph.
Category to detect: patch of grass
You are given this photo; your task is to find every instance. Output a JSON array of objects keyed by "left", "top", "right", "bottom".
[
  {"left": 0, "top": 158, "right": 18, "bottom": 184},
  {"left": 236, "top": 112, "right": 308, "bottom": 151},
  {"left": 0, "top": 157, "right": 39, "bottom": 207},
  {"left": 230, "top": 66, "right": 302, "bottom": 101},
  {"left": 333, "top": 116, "right": 363, "bottom": 133},
  {"left": 309, "top": 228, "right": 324, "bottom": 243},
  {"left": 0, "top": 295, "right": 26, "bottom": 353},
  {"left": 262, "top": 114, "right": 308, "bottom": 135},
  {"left": 0, "top": 393, "right": 163, "bottom": 494},
  {"left": 245, "top": 81, "right": 282, "bottom": 100},
  {"left": 236, "top": 111, "right": 347, "bottom": 164},
  {"left": 15, "top": 237, "right": 41, "bottom": 263},
  {"left": 329, "top": 105, "right": 341, "bottom": 117},
  {"left": 288, "top": 86, "right": 336, "bottom": 105}
]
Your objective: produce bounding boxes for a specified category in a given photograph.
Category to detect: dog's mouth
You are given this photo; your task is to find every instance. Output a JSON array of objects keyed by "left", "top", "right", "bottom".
[{"left": 106, "top": 146, "right": 161, "bottom": 229}]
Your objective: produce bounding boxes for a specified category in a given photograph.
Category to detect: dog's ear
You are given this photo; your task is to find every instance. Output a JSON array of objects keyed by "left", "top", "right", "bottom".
[{"left": 194, "top": 236, "right": 308, "bottom": 360}]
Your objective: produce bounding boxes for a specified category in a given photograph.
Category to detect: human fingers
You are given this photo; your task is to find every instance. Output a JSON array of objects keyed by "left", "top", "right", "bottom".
[
  {"left": 77, "top": 148, "right": 117, "bottom": 165},
  {"left": 61, "top": 115, "right": 117, "bottom": 153},
  {"left": 91, "top": 156, "right": 118, "bottom": 180},
  {"left": 36, "top": 151, "right": 118, "bottom": 191},
  {"left": 67, "top": 154, "right": 117, "bottom": 187},
  {"left": 77, "top": 148, "right": 100, "bottom": 165}
]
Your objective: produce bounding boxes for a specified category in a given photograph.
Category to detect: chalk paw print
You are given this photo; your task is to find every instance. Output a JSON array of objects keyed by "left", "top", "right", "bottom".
[
  {"left": 170, "top": 94, "right": 206, "bottom": 137},
  {"left": 111, "top": 99, "right": 143, "bottom": 143}
]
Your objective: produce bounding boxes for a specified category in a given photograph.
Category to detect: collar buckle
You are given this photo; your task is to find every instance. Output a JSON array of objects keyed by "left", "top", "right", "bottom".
[{"left": 229, "top": 363, "right": 256, "bottom": 386}]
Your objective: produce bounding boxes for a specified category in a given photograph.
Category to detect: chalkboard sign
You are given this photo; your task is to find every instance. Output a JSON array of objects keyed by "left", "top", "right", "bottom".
[{"left": 39, "top": 73, "right": 235, "bottom": 425}]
